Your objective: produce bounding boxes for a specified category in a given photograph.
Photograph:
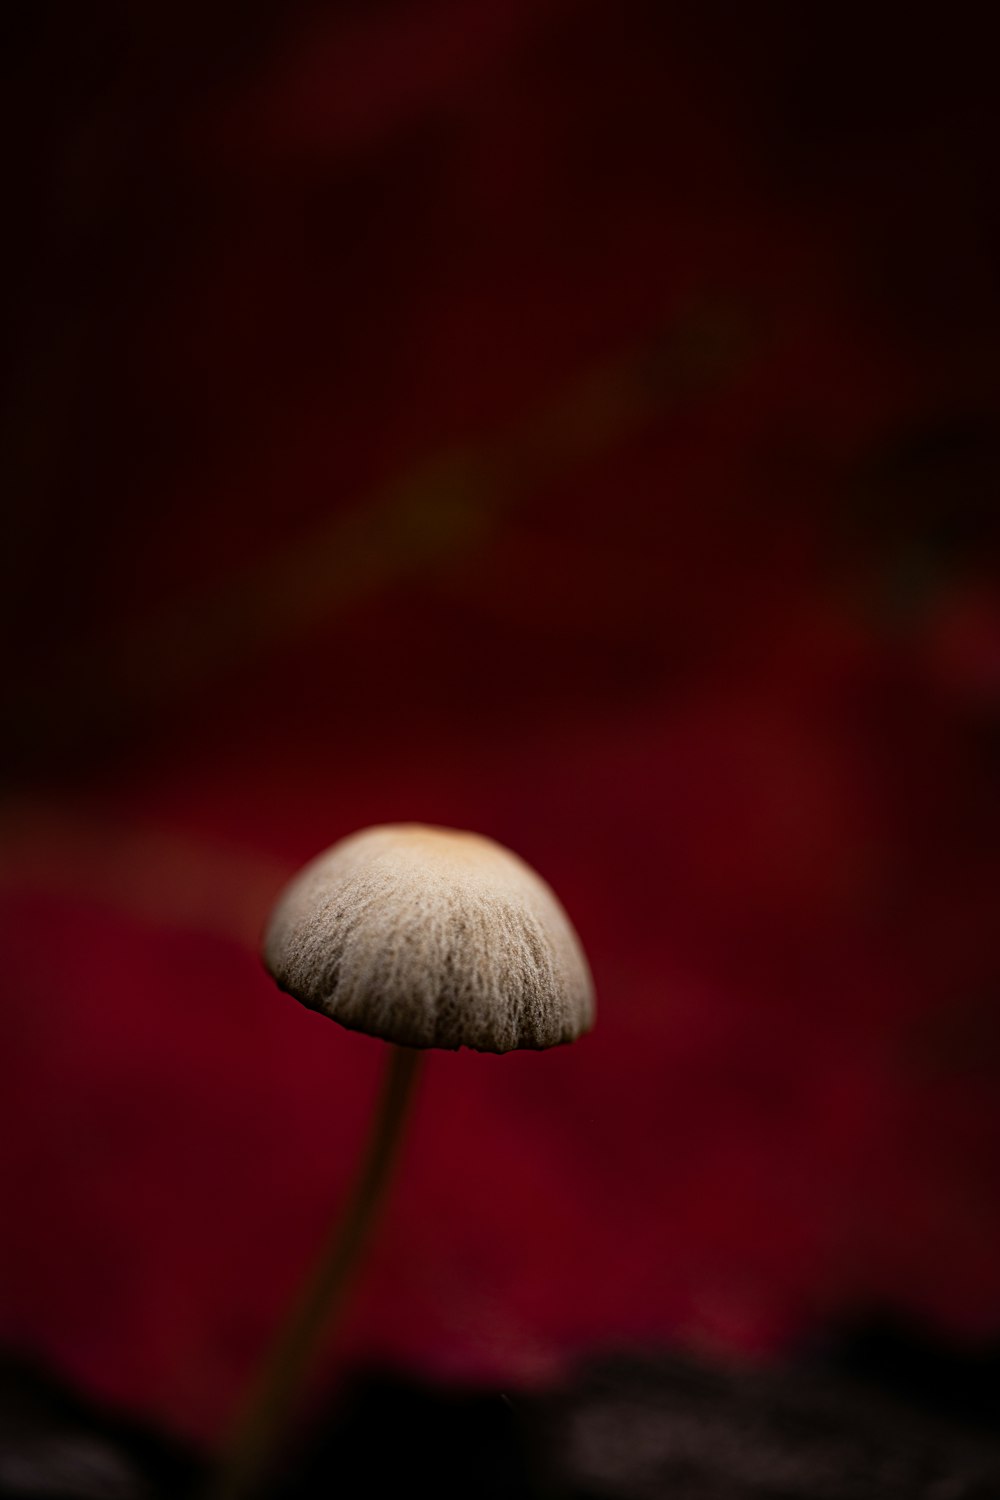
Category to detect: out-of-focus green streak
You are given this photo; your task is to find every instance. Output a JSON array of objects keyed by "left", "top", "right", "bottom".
[{"left": 9, "top": 305, "right": 753, "bottom": 763}]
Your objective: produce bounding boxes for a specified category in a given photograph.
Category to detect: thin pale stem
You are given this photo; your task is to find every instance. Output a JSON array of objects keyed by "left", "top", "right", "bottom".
[{"left": 209, "top": 1044, "right": 424, "bottom": 1500}]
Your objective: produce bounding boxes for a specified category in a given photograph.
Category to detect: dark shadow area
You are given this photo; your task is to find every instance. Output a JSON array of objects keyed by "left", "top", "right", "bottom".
[{"left": 5, "top": 1318, "right": 1000, "bottom": 1500}]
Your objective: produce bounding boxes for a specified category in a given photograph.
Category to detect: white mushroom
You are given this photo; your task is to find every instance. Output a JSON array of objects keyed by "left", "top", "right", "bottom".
[
  {"left": 213, "top": 824, "right": 595, "bottom": 1500},
  {"left": 264, "top": 823, "right": 595, "bottom": 1052}
]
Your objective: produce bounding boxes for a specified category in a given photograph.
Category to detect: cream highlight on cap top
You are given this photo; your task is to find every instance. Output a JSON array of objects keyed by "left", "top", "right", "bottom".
[{"left": 263, "top": 824, "right": 595, "bottom": 1053}]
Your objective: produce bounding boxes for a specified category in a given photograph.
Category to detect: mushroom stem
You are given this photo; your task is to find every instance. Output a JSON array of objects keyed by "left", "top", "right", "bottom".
[{"left": 210, "top": 1044, "right": 424, "bottom": 1500}]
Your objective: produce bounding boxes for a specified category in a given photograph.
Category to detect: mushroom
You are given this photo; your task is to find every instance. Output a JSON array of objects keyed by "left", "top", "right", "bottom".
[{"left": 213, "top": 824, "right": 594, "bottom": 1500}]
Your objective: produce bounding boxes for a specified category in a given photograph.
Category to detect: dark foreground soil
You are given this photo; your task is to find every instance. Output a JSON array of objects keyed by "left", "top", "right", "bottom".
[{"left": 3, "top": 1323, "right": 1000, "bottom": 1499}]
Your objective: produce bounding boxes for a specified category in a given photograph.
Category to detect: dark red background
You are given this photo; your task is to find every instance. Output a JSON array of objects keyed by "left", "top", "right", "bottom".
[{"left": 2, "top": 0, "right": 998, "bottom": 1445}]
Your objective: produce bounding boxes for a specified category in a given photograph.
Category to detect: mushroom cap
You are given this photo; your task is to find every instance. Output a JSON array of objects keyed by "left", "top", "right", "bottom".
[{"left": 263, "top": 824, "right": 595, "bottom": 1052}]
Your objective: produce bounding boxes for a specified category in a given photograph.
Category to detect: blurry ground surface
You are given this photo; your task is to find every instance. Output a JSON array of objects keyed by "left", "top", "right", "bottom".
[{"left": 4, "top": 1323, "right": 1000, "bottom": 1499}]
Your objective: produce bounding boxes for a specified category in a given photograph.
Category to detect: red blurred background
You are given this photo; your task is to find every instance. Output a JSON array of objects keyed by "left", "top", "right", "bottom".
[{"left": 2, "top": 0, "right": 998, "bottom": 1447}]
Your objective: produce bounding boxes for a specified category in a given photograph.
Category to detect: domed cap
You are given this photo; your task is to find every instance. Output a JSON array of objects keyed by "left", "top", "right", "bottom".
[{"left": 263, "top": 824, "right": 595, "bottom": 1053}]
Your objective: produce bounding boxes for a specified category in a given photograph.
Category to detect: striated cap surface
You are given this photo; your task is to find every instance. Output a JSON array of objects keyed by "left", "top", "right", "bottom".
[{"left": 263, "top": 824, "right": 595, "bottom": 1052}]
